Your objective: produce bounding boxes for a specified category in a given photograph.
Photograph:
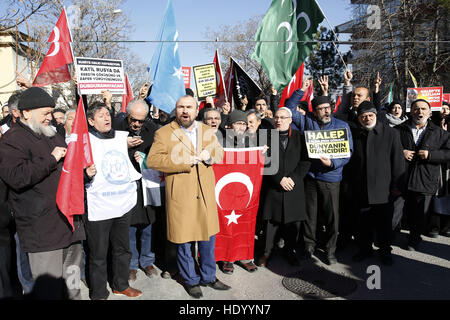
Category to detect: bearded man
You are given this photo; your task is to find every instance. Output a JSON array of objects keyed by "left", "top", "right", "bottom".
[
  {"left": 347, "top": 101, "right": 405, "bottom": 265},
  {"left": 0, "top": 87, "right": 85, "bottom": 299}
]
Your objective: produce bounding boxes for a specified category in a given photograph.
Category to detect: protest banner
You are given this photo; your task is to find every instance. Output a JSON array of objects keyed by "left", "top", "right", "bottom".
[
  {"left": 75, "top": 57, "right": 126, "bottom": 95},
  {"left": 305, "top": 128, "right": 351, "bottom": 159},
  {"left": 405, "top": 87, "right": 443, "bottom": 111},
  {"left": 182, "top": 66, "right": 191, "bottom": 88},
  {"left": 193, "top": 63, "right": 218, "bottom": 100}
]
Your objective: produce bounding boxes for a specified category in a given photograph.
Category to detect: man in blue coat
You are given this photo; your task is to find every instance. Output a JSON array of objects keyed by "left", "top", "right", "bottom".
[{"left": 285, "top": 83, "right": 353, "bottom": 265}]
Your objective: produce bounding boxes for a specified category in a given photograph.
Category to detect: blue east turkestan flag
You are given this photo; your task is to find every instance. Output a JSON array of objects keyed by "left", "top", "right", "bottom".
[{"left": 146, "top": 0, "right": 186, "bottom": 114}]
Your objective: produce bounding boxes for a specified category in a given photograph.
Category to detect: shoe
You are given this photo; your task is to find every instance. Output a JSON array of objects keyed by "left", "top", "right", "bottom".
[
  {"left": 303, "top": 247, "right": 314, "bottom": 259},
  {"left": 441, "top": 230, "right": 450, "bottom": 237},
  {"left": 185, "top": 284, "right": 203, "bottom": 299},
  {"left": 129, "top": 269, "right": 137, "bottom": 282},
  {"left": 352, "top": 250, "right": 374, "bottom": 262},
  {"left": 257, "top": 255, "right": 269, "bottom": 267},
  {"left": 380, "top": 253, "right": 394, "bottom": 266},
  {"left": 112, "top": 287, "right": 142, "bottom": 298},
  {"left": 427, "top": 230, "right": 439, "bottom": 238},
  {"left": 325, "top": 253, "right": 337, "bottom": 265},
  {"left": 143, "top": 265, "right": 158, "bottom": 278},
  {"left": 220, "top": 261, "right": 234, "bottom": 274},
  {"left": 200, "top": 278, "right": 231, "bottom": 290},
  {"left": 236, "top": 260, "right": 258, "bottom": 272},
  {"left": 161, "top": 271, "right": 171, "bottom": 279},
  {"left": 284, "top": 251, "right": 300, "bottom": 266},
  {"left": 406, "top": 245, "right": 417, "bottom": 252}
]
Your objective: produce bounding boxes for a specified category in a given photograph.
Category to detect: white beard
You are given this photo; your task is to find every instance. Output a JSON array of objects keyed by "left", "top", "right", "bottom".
[{"left": 26, "top": 111, "right": 56, "bottom": 137}]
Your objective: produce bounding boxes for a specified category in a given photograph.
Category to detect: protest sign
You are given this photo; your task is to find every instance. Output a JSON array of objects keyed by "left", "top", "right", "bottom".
[
  {"left": 193, "top": 63, "right": 218, "bottom": 100},
  {"left": 405, "top": 87, "right": 443, "bottom": 111},
  {"left": 443, "top": 93, "right": 450, "bottom": 103},
  {"left": 305, "top": 128, "right": 351, "bottom": 159},
  {"left": 182, "top": 66, "right": 191, "bottom": 88},
  {"left": 75, "top": 57, "right": 126, "bottom": 95}
]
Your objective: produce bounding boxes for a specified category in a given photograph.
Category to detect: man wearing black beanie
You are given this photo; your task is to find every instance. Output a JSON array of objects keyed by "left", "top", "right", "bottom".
[
  {"left": 0, "top": 87, "right": 85, "bottom": 299},
  {"left": 284, "top": 80, "right": 353, "bottom": 265},
  {"left": 347, "top": 100, "right": 405, "bottom": 265}
]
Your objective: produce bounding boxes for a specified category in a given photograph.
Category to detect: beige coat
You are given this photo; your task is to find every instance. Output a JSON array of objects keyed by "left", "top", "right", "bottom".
[{"left": 146, "top": 120, "right": 224, "bottom": 244}]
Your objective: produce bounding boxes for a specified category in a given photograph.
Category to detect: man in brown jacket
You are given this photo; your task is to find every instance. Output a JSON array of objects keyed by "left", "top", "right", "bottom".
[{"left": 147, "top": 95, "right": 229, "bottom": 298}]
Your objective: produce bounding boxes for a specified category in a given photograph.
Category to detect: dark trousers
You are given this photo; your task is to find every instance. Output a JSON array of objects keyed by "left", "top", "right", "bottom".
[
  {"left": 84, "top": 211, "right": 132, "bottom": 300},
  {"left": 356, "top": 203, "right": 393, "bottom": 255},
  {"left": 405, "top": 191, "right": 433, "bottom": 246},
  {"left": 303, "top": 177, "right": 340, "bottom": 255},
  {"left": 264, "top": 220, "right": 299, "bottom": 256},
  {"left": 0, "top": 244, "right": 13, "bottom": 299},
  {"left": 176, "top": 235, "right": 216, "bottom": 286}
]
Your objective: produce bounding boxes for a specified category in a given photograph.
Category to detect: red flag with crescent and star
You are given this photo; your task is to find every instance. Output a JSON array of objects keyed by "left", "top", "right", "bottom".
[
  {"left": 213, "top": 147, "right": 265, "bottom": 262},
  {"left": 33, "top": 8, "right": 73, "bottom": 87},
  {"left": 56, "top": 98, "right": 93, "bottom": 230}
]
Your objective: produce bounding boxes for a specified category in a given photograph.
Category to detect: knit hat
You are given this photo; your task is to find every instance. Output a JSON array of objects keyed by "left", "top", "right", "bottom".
[
  {"left": 357, "top": 101, "right": 377, "bottom": 116},
  {"left": 18, "top": 87, "right": 55, "bottom": 111},
  {"left": 311, "top": 95, "right": 330, "bottom": 109},
  {"left": 229, "top": 110, "right": 248, "bottom": 124}
]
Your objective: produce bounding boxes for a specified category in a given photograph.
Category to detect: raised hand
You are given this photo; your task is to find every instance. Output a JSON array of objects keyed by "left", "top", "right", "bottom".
[{"left": 318, "top": 75, "right": 329, "bottom": 96}]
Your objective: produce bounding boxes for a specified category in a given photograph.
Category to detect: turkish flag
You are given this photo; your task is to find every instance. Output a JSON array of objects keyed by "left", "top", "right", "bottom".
[
  {"left": 121, "top": 74, "right": 134, "bottom": 113},
  {"left": 278, "top": 63, "right": 304, "bottom": 108},
  {"left": 334, "top": 95, "right": 342, "bottom": 113},
  {"left": 222, "top": 58, "right": 235, "bottom": 110},
  {"left": 302, "top": 81, "right": 314, "bottom": 112},
  {"left": 213, "top": 148, "right": 265, "bottom": 262},
  {"left": 56, "top": 98, "right": 93, "bottom": 230},
  {"left": 33, "top": 9, "right": 73, "bottom": 87}
]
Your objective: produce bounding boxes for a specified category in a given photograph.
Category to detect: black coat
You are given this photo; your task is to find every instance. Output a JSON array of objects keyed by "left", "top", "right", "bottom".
[
  {"left": 347, "top": 121, "right": 406, "bottom": 206},
  {"left": 0, "top": 178, "right": 13, "bottom": 247},
  {"left": 113, "top": 117, "right": 160, "bottom": 225},
  {"left": 260, "top": 129, "right": 310, "bottom": 223},
  {"left": 395, "top": 119, "right": 450, "bottom": 194},
  {"left": 0, "top": 120, "right": 85, "bottom": 253}
]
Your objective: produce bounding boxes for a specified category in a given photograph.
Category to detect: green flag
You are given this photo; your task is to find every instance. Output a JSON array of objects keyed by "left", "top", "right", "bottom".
[
  {"left": 387, "top": 83, "right": 393, "bottom": 104},
  {"left": 251, "top": 0, "right": 324, "bottom": 92}
]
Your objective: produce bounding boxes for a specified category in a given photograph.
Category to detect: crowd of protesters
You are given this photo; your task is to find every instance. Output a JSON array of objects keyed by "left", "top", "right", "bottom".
[{"left": 0, "top": 68, "right": 449, "bottom": 300}]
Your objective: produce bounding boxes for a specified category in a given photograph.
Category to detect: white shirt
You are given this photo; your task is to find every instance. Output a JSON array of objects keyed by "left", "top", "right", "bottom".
[
  {"left": 411, "top": 122, "right": 427, "bottom": 146},
  {"left": 180, "top": 120, "right": 198, "bottom": 152}
]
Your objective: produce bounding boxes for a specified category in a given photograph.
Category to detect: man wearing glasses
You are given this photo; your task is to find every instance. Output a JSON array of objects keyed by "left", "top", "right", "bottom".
[
  {"left": 113, "top": 100, "right": 161, "bottom": 282},
  {"left": 285, "top": 80, "right": 353, "bottom": 265}
]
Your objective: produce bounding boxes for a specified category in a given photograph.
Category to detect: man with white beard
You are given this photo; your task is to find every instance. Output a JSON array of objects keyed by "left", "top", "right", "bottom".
[
  {"left": 346, "top": 101, "right": 405, "bottom": 265},
  {"left": 395, "top": 99, "right": 450, "bottom": 251},
  {"left": 0, "top": 87, "right": 85, "bottom": 299}
]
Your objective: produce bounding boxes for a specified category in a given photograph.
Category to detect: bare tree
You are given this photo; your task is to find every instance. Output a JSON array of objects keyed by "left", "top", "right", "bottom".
[
  {"left": 203, "top": 16, "right": 273, "bottom": 95},
  {"left": 0, "top": 0, "right": 54, "bottom": 32},
  {"left": 349, "top": 0, "right": 449, "bottom": 103}
]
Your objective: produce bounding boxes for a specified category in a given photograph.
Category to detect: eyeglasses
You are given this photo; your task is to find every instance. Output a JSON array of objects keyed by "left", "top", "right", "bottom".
[
  {"left": 274, "top": 116, "right": 291, "bottom": 120},
  {"left": 130, "top": 117, "right": 145, "bottom": 124}
]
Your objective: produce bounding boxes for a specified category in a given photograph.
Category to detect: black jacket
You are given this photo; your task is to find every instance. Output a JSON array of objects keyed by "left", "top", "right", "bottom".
[
  {"left": 112, "top": 118, "right": 160, "bottom": 225},
  {"left": 395, "top": 119, "right": 450, "bottom": 194},
  {"left": 347, "top": 121, "right": 406, "bottom": 206},
  {"left": 0, "top": 120, "right": 85, "bottom": 253},
  {"left": 260, "top": 129, "right": 311, "bottom": 223},
  {"left": 0, "top": 178, "right": 13, "bottom": 247}
]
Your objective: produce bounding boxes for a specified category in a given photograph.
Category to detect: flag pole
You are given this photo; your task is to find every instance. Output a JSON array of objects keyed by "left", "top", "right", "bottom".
[
  {"left": 314, "top": 0, "right": 348, "bottom": 70},
  {"left": 64, "top": 6, "right": 80, "bottom": 96}
]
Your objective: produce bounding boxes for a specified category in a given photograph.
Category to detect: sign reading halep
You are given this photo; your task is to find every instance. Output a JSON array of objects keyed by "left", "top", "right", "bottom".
[
  {"left": 305, "top": 128, "right": 351, "bottom": 159},
  {"left": 193, "top": 63, "right": 217, "bottom": 100},
  {"left": 75, "top": 57, "right": 126, "bottom": 95}
]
